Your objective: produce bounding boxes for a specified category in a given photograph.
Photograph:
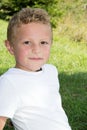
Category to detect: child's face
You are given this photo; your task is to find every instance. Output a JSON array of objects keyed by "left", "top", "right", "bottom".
[{"left": 6, "top": 23, "right": 52, "bottom": 71}]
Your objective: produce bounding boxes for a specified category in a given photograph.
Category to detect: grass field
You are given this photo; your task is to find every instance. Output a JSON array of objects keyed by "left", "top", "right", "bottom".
[{"left": 0, "top": 19, "right": 87, "bottom": 130}]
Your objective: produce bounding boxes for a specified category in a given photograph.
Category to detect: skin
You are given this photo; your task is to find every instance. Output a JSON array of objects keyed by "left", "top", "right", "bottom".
[
  {"left": 0, "top": 117, "right": 7, "bottom": 130},
  {"left": 0, "top": 22, "right": 52, "bottom": 129}
]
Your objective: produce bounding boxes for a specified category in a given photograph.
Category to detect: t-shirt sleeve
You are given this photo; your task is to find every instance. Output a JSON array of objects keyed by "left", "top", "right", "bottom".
[{"left": 0, "top": 76, "right": 20, "bottom": 118}]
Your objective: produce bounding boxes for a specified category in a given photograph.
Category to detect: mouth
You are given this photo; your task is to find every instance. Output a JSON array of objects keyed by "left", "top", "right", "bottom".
[{"left": 29, "top": 57, "right": 43, "bottom": 60}]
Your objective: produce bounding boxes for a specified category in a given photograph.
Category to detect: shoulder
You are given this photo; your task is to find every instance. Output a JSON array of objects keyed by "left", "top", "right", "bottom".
[
  {"left": 0, "top": 68, "right": 19, "bottom": 79},
  {"left": 43, "top": 64, "right": 58, "bottom": 75},
  {"left": 43, "top": 64, "right": 58, "bottom": 71},
  {"left": 0, "top": 68, "right": 14, "bottom": 76},
  {"left": 0, "top": 68, "right": 16, "bottom": 86}
]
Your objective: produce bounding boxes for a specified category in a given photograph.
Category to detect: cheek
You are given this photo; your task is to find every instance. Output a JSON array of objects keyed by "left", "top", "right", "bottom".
[
  {"left": 43, "top": 48, "right": 51, "bottom": 58},
  {"left": 13, "top": 47, "right": 28, "bottom": 59}
]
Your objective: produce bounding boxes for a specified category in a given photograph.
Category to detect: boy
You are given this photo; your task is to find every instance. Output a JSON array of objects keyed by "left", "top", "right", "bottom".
[{"left": 0, "top": 8, "right": 71, "bottom": 130}]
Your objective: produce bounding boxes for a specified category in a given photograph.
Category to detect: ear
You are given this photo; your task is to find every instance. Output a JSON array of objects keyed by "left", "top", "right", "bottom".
[{"left": 5, "top": 40, "right": 14, "bottom": 55}]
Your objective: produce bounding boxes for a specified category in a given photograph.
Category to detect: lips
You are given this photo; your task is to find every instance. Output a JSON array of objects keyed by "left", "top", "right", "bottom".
[{"left": 29, "top": 57, "right": 43, "bottom": 60}]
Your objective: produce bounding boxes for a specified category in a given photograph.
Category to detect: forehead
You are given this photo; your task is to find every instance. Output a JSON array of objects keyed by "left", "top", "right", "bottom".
[
  {"left": 16, "top": 23, "right": 52, "bottom": 36},
  {"left": 14, "top": 23, "right": 52, "bottom": 42},
  {"left": 17, "top": 22, "right": 51, "bottom": 30}
]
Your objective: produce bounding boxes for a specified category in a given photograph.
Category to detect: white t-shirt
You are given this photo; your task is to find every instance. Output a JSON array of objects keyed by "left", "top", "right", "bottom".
[{"left": 0, "top": 64, "right": 71, "bottom": 130}]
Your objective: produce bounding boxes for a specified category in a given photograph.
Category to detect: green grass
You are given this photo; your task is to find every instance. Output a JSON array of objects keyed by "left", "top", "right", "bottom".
[
  {"left": 0, "top": 19, "right": 87, "bottom": 130},
  {"left": 50, "top": 31, "right": 87, "bottom": 130},
  {"left": 0, "top": 20, "right": 15, "bottom": 75}
]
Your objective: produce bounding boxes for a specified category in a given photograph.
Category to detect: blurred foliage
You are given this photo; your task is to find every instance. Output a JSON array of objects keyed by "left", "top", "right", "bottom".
[
  {"left": 0, "top": 0, "right": 87, "bottom": 28},
  {"left": 0, "top": 0, "right": 63, "bottom": 27}
]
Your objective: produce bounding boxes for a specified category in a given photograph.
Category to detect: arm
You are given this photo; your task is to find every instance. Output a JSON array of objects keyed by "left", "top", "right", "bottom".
[{"left": 0, "top": 117, "right": 7, "bottom": 130}]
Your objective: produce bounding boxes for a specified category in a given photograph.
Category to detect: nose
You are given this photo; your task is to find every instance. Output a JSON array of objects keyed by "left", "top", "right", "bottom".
[{"left": 32, "top": 44, "right": 41, "bottom": 54}]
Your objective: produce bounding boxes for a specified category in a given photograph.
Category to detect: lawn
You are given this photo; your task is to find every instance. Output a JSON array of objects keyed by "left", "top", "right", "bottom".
[{"left": 0, "top": 19, "right": 87, "bottom": 130}]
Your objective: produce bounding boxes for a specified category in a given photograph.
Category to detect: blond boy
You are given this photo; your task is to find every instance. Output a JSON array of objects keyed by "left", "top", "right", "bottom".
[{"left": 0, "top": 8, "right": 71, "bottom": 130}]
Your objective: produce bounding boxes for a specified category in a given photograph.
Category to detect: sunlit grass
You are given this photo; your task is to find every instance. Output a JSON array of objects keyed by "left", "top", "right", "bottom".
[{"left": 49, "top": 32, "right": 87, "bottom": 73}]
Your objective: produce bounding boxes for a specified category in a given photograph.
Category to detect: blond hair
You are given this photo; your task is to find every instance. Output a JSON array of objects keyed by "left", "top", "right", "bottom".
[{"left": 7, "top": 8, "right": 51, "bottom": 44}]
